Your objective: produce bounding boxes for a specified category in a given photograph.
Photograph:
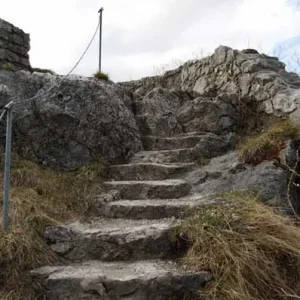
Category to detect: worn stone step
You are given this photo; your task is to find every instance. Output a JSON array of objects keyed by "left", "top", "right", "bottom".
[
  {"left": 131, "top": 148, "right": 194, "bottom": 164},
  {"left": 32, "top": 260, "right": 211, "bottom": 300},
  {"left": 44, "top": 218, "right": 177, "bottom": 261},
  {"left": 101, "top": 195, "right": 210, "bottom": 219},
  {"left": 109, "top": 163, "right": 195, "bottom": 180},
  {"left": 142, "top": 135, "right": 203, "bottom": 150},
  {"left": 104, "top": 179, "right": 191, "bottom": 200},
  {"left": 176, "top": 131, "right": 208, "bottom": 137}
]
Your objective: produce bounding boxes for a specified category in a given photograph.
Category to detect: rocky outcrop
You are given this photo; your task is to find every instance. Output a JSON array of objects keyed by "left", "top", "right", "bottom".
[
  {"left": 135, "top": 88, "right": 238, "bottom": 137},
  {"left": 0, "top": 71, "right": 142, "bottom": 169},
  {"left": 0, "top": 19, "right": 30, "bottom": 70},
  {"left": 180, "top": 47, "right": 300, "bottom": 118},
  {"left": 185, "top": 151, "right": 290, "bottom": 207},
  {"left": 120, "top": 46, "right": 300, "bottom": 120}
]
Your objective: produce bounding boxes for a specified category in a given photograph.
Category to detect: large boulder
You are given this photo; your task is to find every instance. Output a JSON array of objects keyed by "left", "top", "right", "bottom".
[{"left": 0, "top": 70, "right": 142, "bottom": 170}]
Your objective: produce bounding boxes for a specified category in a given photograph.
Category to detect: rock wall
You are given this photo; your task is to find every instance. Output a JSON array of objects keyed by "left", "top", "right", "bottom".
[
  {"left": 119, "top": 46, "right": 300, "bottom": 119},
  {"left": 0, "top": 19, "right": 31, "bottom": 70}
]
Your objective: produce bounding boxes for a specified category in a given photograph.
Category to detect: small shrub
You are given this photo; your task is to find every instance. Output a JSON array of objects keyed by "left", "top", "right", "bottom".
[
  {"left": 175, "top": 190, "right": 300, "bottom": 300},
  {"left": 94, "top": 71, "right": 109, "bottom": 81},
  {"left": 239, "top": 119, "right": 299, "bottom": 164},
  {"left": 0, "top": 63, "right": 14, "bottom": 72},
  {"left": 31, "top": 67, "right": 55, "bottom": 75}
]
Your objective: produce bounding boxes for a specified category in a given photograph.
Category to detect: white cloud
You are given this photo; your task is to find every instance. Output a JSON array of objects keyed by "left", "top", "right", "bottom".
[{"left": 1, "top": 0, "right": 300, "bottom": 81}]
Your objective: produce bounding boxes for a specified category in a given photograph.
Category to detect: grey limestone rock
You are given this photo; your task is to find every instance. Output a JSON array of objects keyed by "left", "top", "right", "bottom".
[{"left": 0, "top": 71, "right": 143, "bottom": 169}]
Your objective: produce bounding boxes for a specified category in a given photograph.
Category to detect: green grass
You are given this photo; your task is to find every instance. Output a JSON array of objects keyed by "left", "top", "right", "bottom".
[
  {"left": 0, "top": 152, "right": 107, "bottom": 300},
  {"left": 94, "top": 71, "right": 109, "bottom": 81},
  {"left": 196, "top": 157, "right": 211, "bottom": 166},
  {"left": 238, "top": 119, "right": 299, "bottom": 164},
  {"left": 174, "top": 190, "right": 300, "bottom": 300},
  {"left": 0, "top": 63, "right": 14, "bottom": 72}
]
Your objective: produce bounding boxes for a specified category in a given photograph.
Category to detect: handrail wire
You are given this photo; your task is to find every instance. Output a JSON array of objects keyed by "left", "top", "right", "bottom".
[
  {"left": 67, "top": 19, "right": 100, "bottom": 76},
  {"left": 0, "top": 18, "right": 100, "bottom": 110},
  {"left": 1, "top": 18, "right": 101, "bottom": 232}
]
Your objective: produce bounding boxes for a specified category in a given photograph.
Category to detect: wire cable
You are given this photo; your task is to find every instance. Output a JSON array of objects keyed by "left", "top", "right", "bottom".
[
  {"left": 1, "top": 19, "right": 100, "bottom": 109},
  {"left": 67, "top": 19, "right": 100, "bottom": 76}
]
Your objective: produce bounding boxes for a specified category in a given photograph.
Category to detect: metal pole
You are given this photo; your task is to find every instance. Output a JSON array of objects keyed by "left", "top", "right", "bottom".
[
  {"left": 98, "top": 7, "right": 104, "bottom": 72},
  {"left": 2, "top": 107, "right": 13, "bottom": 232}
]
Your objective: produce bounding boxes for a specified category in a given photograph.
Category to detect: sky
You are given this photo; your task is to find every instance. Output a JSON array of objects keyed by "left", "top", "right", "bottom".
[{"left": 1, "top": 0, "right": 300, "bottom": 81}]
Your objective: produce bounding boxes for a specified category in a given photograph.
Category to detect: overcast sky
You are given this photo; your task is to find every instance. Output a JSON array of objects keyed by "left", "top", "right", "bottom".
[{"left": 1, "top": 0, "right": 300, "bottom": 81}]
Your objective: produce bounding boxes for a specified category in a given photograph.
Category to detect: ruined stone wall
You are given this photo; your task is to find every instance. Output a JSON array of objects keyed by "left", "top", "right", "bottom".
[{"left": 0, "top": 18, "right": 31, "bottom": 70}]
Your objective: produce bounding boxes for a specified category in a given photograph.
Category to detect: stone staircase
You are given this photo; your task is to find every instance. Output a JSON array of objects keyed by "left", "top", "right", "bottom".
[{"left": 31, "top": 133, "right": 212, "bottom": 300}]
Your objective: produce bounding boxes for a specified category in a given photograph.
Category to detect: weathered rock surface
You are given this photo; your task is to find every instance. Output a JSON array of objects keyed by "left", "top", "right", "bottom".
[
  {"left": 0, "top": 19, "right": 31, "bottom": 70},
  {"left": 130, "top": 132, "right": 234, "bottom": 164},
  {"left": 102, "top": 195, "right": 211, "bottom": 220},
  {"left": 192, "top": 132, "right": 236, "bottom": 159},
  {"left": 0, "top": 71, "right": 142, "bottom": 169},
  {"left": 185, "top": 151, "right": 289, "bottom": 207},
  {"left": 44, "top": 219, "right": 176, "bottom": 261},
  {"left": 131, "top": 148, "right": 195, "bottom": 164},
  {"left": 176, "top": 96, "right": 237, "bottom": 133},
  {"left": 104, "top": 179, "right": 191, "bottom": 200},
  {"left": 32, "top": 260, "right": 211, "bottom": 300},
  {"left": 110, "top": 162, "right": 195, "bottom": 180},
  {"left": 120, "top": 46, "right": 300, "bottom": 120},
  {"left": 142, "top": 134, "right": 204, "bottom": 150},
  {"left": 134, "top": 88, "right": 238, "bottom": 136}
]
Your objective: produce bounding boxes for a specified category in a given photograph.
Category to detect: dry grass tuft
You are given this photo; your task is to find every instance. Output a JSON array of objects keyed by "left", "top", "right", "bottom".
[
  {"left": 238, "top": 119, "right": 298, "bottom": 164},
  {"left": 94, "top": 71, "right": 110, "bottom": 81},
  {"left": 31, "top": 67, "right": 56, "bottom": 75},
  {"left": 0, "top": 152, "right": 107, "bottom": 300},
  {"left": 175, "top": 190, "right": 300, "bottom": 300}
]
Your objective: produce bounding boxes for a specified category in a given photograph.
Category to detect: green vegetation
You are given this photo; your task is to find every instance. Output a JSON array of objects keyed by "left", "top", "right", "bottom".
[
  {"left": 196, "top": 157, "right": 211, "bottom": 166},
  {"left": 0, "top": 63, "right": 14, "bottom": 72},
  {"left": 238, "top": 119, "right": 299, "bottom": 164},
  {"left": 0, "top": 152, "right": 107, "bottom": 300},
  {"left": 31, "top": 67, "right": 56, "bottom": 75},
  {"left": 175, "top": 190, "right": 300, "bottom": 300},
  {"left": 93, "top": 71, "right": 110, "bottom": 81}
]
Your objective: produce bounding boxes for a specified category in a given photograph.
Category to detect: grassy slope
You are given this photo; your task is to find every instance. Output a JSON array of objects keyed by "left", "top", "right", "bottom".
[
  {"left": 176, "top": 191, "right": 300, "bottom": 300},
  {"left": 0, "top": 153, "right": 107, "bottom": 300},
  {"left": 176, "top": 119, "right": 300, "bottom": 299}
]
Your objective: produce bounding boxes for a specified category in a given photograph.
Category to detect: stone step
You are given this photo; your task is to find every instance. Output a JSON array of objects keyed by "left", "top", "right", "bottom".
[
  {"left": 175, "top": 131, "right": 208, "bottom": 137},
  {"left": 104, "top": 179, "right": 191, "bottom": 200},
  {"left": 32, "top": 260, "right": 211, "bottom": 300},
  {"left": 131, "top": 148, "right": 194, "bottom": 164},
  {"left": 142, "top": 135, "right": 203, "bottom": 150},
  {"left": 109, "top": 163, "right": 195, "bottom": 181},
  {"left": 44, "top": 219, "right": 177, "bottom": 261},
  {"left": 101, "top": 195, "right": 210, "bottom": 219}
]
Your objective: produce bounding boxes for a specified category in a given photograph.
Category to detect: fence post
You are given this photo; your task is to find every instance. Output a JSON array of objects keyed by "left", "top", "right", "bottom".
[
  {"left": 98, "top": 7, "right": 104, "bottom": 72},
  {"left": 2, "top": 107, "right": 13, "bottom": 232}
]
